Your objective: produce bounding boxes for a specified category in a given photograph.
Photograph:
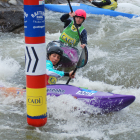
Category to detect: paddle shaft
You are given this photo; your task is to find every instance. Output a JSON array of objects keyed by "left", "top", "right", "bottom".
[
  {"left": 66, "top": 0, "right": 84, "bottom": 85},
  {"left": 66, "top": 68, "right": 77, "bottom": 85},
  {"left": 67, "top": 0, "right": 82, "bottom": 43}
]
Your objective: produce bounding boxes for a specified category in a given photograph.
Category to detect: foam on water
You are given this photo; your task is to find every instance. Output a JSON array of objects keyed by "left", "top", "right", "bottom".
[
  {"left": 0, "top": 57, "right": 20, "bottom": 81},
  {"left": 119, "top": 0, "right": 140, "bottom": 7},
  {"left": 116, "top": 3, "right": 140, "bottom": 15},
  {"left": 45, "top": 31, "right": 61, "bottom": 44}
]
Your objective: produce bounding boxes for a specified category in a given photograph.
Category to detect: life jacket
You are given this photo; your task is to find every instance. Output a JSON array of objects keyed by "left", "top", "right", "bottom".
[
  {"left": 102, "top": 0, "right": 117, "bottom": 10},
  {"left": 59, "top": 20, "right": 85, "bottom": 47}
]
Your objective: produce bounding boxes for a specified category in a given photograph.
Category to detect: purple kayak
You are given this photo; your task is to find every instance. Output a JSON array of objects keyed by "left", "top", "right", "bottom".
[
  {"left": 47, "top": 84, "right": 135, "bottom": 113},
  {"left": 47, "top": 41, "right": 79, "bottom": 67},
  {"left": 2, "top": 84, "right": 135, "bottom": 114}
]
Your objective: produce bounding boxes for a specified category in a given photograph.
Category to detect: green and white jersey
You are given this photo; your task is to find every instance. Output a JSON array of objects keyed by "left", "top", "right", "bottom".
[{"left": 59, "top": 21, "right": 85, "bottom": 47}]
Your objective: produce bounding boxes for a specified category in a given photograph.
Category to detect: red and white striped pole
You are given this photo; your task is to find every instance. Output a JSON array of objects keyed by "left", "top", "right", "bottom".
[{"left": 24, "top": 0, "right": 47, "bottom": 127}]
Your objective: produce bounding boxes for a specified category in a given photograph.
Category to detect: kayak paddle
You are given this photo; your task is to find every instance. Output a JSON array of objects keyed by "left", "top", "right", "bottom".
[{"left": 66, "top": 0, "right": 88, "bottom": 85}]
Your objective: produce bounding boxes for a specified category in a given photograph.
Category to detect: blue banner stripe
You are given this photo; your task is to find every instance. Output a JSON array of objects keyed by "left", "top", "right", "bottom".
[
  {"left": 27, "top": 113, "right": 47, "bottom": 119},
  {"left": 24, "top": 5, "right": 45, "bottom": 37}
]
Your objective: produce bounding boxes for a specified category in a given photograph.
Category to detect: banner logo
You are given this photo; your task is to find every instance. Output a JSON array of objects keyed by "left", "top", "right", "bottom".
[
  {"left": 48, "top": 76, "right": 57, "bottom": 84},
  {"left": 47, "top": 88, "right": 65, "bottom": 94},
  {"left": 71, "top": 24, "right": 78, "bottom": 32},
  {"left": 24, "top": 5, "right": 45, "bottom": 36},
  {"left": 76, "top": 89, "right": 97, "bottom": 96},
  {"left": 60, "top": 32, "right": 76, "bottom": 45},
  {"left": 31, "top": 11, "right": 44, "bottom": 21},
  {"left": 24, "top": 11, "right": 28, "bottom": 19},
  {"left": 27, "top": 96, "right": 43, "bottom": 106},
  {"left": 24, "top": 11, "right": 28, "bottom": 28}
]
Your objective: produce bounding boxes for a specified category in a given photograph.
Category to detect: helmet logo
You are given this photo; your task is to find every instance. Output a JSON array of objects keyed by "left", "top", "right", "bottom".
[{"left": 48, "top": 46, "right": 50, "bottom": 51}]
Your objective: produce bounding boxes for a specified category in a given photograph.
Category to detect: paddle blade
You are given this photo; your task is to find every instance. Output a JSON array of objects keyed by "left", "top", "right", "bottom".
[{"left": 77, "top": 46, "right": 88, "bottom": 68}]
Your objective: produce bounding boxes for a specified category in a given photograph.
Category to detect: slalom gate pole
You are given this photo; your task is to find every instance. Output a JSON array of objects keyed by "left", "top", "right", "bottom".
[{"left": 24, "top": 0, "right": 47, "bottom": 127}]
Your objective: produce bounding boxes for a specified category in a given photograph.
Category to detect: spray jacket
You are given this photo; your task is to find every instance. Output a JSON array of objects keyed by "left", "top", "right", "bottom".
[
  {"left": 46, "top": 60, "right": 63, "bottom": 85},
  {"left": 46, "top": 60, "right": 69, "bottom": 85}
]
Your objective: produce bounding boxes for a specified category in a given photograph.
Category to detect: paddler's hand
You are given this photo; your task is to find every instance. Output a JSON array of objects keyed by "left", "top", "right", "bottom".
[
  {"left": 69, "top": 71, "right": 75, "bottom": 78},
  {"left": 69, "top": 12, "right": 75, "bottom": 18},
  {"left": 81, "top": 44, "right": 86, "bottom": 49}
]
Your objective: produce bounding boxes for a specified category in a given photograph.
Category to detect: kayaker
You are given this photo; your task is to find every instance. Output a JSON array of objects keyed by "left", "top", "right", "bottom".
[
  {"left": 89, "top": 0, "right": 118, "bottom": 10},
  {"left": 46, "top": 46, "right": 75, "bottom": 85},
  {"left": 59, "top": 9, "right": 87, "bottom": 49}
]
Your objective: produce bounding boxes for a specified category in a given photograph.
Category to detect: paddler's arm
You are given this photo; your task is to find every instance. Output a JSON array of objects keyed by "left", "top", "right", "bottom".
[
  {"left": 47, "top": 70, "right": 75, "bottom": 79},
  {"left": 90, "top": 0, "right": 111, "bottom": 8},
  {"left": 60, "top": 13, "right": 71, "bottom": 28},
  {"left": 80, "top": 29, "right": 87, "bottom": 48},
  {"left": 46, "top": 60, "right": 75, "bottom": 78}
]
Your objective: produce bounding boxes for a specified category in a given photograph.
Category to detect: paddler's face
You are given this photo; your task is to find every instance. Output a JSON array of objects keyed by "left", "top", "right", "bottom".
[
  {"left": 75, "top": 17, "right": 84, "bottom": 24},
  {"left": 49, "top": 53, "right": 61, "bottom": 65}
]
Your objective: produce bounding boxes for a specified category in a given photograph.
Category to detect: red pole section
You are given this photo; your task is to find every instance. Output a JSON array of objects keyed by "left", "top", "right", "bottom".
[{"left": 24, "top": 0, "right": 47, "bottom": 127}]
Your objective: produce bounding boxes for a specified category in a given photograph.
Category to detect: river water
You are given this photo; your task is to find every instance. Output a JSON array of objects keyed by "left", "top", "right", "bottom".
[{"left": 0, "top": 0, "right": 140, "bottom": 139}]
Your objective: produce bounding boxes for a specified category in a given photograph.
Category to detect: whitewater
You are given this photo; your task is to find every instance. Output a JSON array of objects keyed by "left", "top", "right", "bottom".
[{"left": 0, "top": 0, "right": 140, "bottom": 139}]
